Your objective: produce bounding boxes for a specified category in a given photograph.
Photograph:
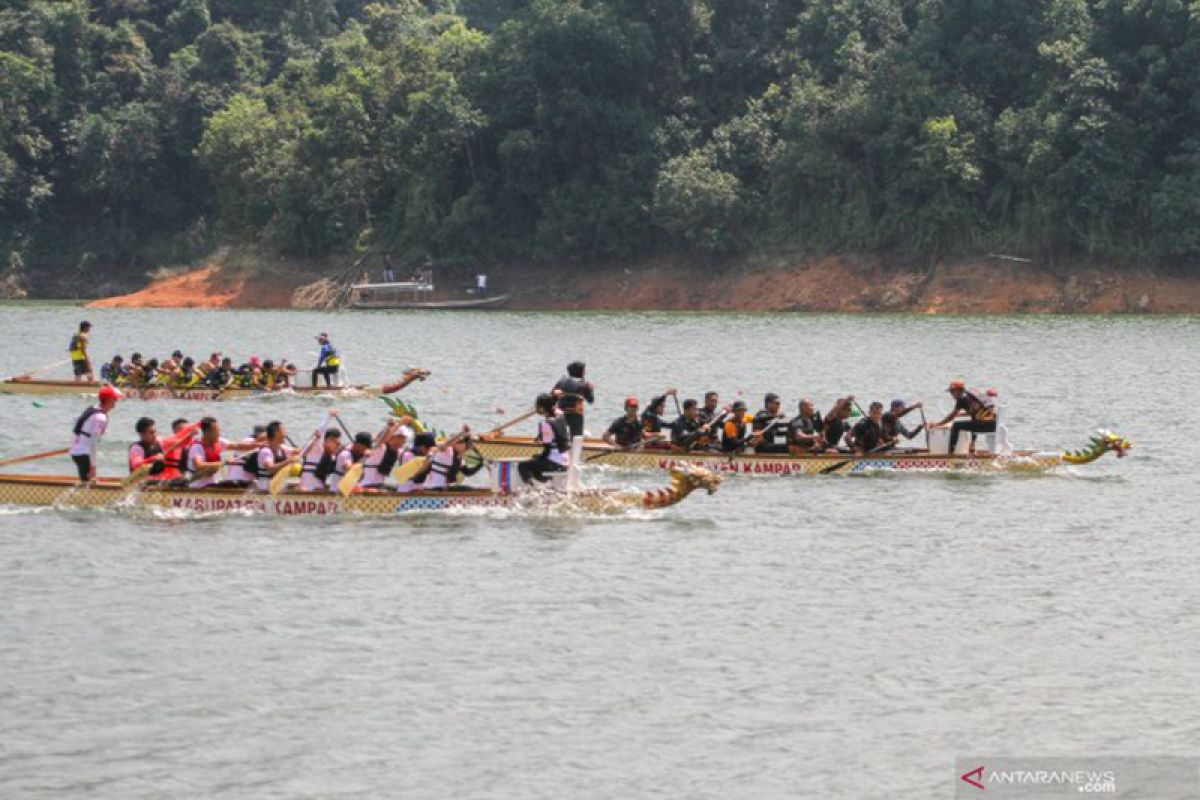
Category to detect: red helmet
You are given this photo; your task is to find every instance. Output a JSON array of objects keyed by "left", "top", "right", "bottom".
[
  {"left": 98, "top": 385, "right": 124, "bottom": 403},
  {"left": 948, "top": 379, "right": 966, "bottom": 392},
  {"left": 625, "top": 396, "right": 639, "bottom": 407}
]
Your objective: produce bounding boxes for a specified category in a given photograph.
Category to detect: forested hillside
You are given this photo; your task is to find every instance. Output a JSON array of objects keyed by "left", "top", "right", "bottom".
[{"left": 4, "top": 0, "right": 1200, "bottom": 291}]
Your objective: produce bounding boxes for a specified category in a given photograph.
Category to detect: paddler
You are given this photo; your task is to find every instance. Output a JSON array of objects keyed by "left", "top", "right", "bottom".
[
  {"left": 518, "top": 393, "right": 570, "bottom": 484},
  {"left": 185, "top": 417, "right": 259, "bottom": 488},
  {"left": 312, "top": 333, "right": 340, "bottom": 388},
  {"left": 669, "top": 399, "right": 704, "bottom": 451},
  {"left": 699, "top": 392, "right": 720, "bottom": 426},
  {"left": 848, "top": 401, "right": 887, "bottom": 454},
  {"left": 396, "top": 432, "right": 436, "bottom": 493},
  {"left": 721, "top": 401, "right": 751, "bottom": 452},
  {"left": 425, "top": 429, "right": 485, "bottom": 491},
  {"left": 880, "top": 400, "right": 924, "bottom": 450},
  {"left": 359, "top": 420, "right": 411, "bottom": 491},
  {"left": 161, "top": 418, "right": 191, "bottom": 481},
  {"left": 822, "top": 396, "right": 856, "bottom": 452},
  {"left": 128, "top": 417, "right": 168, "bottom": 480},
  {"left": 174, "top": 357, "right": 201, "bottom": 388},
  {"left": 641, "top": 390, "right": 675, "bottom": 434},
  {"left": 204, "top": 357, "right": 235, "bottom": 389},
  {"left": 100, "top": 355, "right": 125, "bottom": 385},
  {"left": 932, "top": 379, "right": 997, "bottom": 453},
  {"left": 68, "top": 385, "right": 121, "bottom": 482},
  {"left": 298, "top": 428, "right": 344, "bottom": 491},
  {"left": 787, "top": 398, "right": 825, "bottom": 454},
  {"left": 224, "top": 424, "right": 267, "bottom": 487},
  {"left": 245, "top": 420, "right": 293, "bottom": 491},
  {"left": 68, "top": 320, "right": 93, "bottom": 383},
  {"left": 604, "top": 397, "right": 644, "bottom": 447},
  {"left": 750, "top": 393, "right": 789, "bottom": 454}
]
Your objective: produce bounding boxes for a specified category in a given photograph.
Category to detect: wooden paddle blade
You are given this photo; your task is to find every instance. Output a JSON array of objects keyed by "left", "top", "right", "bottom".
[
  {"left": 337, "top": 462, "right": 364, "bottom": 497},
  {"left": 391, "top": 454, "right": 429, "bottom": 486},
  {"left": 268, "top": 461, "right": 301, "bottom": 496},
  {"left": 121, "top": 463, "right": 155, "bottom": 488}
]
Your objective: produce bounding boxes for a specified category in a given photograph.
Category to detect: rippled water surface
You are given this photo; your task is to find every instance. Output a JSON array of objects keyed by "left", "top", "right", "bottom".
[{"left": 0, "top": 306, "right": 1197, "bottom": 798}]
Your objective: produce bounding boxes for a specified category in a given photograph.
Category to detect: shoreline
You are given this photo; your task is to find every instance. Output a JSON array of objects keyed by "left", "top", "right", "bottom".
[{"left": 80, "top": 255, "right": 1200, "bottom": 314}]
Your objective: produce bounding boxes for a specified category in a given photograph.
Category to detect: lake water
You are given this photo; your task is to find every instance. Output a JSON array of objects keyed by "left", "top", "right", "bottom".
[{"left": 0, "top": 306, "right": 1196, "bottom": 798}]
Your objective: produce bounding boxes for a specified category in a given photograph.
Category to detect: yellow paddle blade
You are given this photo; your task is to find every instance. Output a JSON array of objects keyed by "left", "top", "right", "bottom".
[
  {"left": 269, "top": 460, "right": 301, "bottom": 496},
  {"left": 121, "top": 463, "right": 155, "bottom": 488},
  {"left": 391, "top": 454, "right": 430, "bottom": 486},
  {"left": 337, "top": 462, "right": 363, "bottom": 497}
]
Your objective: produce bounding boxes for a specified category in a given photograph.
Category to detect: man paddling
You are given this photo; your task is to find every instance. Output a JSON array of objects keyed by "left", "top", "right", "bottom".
[
  {"left": 669, "top": 399, "right": 704, "bottom": 451},
  {"left": 185, "top": 417, "right": 259, "bottom": 488},
  {"left": 880, "top": 399, "right": 924, "bottom": 450},
  {"left": 933, "top": 380, "right": 998, "bottom": 453},
  {"left": 751, "top": 393, "right": 789, "bottom": 454},
  {"left": 787, "top": 399, "right": 825, "bottom": 454},
  {"left": 69, "top": 321, "right": 93, "bottom": 383},
  {"left": 848, "top": 401, "right": 887, "bottom": 454},
  {"left": 721, "top": 401, "right": 751, "bottom": 452},
  {"left": 822, "top": 396, "right": 856, "bottom": 452},
  {"left": 699, "top": 392, "right": 720, "bottom": 426},
  {"left": 68, "top": 385, "right": 121, "bottom": 482},
  {"left": 641, "top": 390, "right": 675, "bottom": 434},
  {"left": 128, "top": 417, "right": 168, "bottom": 480},
  {"left": 604, "top": 397, "right": 644, "bottom": 447}
]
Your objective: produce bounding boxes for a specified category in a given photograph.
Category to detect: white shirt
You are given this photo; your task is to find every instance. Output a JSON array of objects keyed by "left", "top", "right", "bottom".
[
  {"left": 537, "top": 419, "right": 570, "bottom": 466},
  {"left": 254, "top": 445, "right": 284, "bottom": 492},
  {"left": 423, "top": 449, "right": 456, "bottom": 491},
  {"left": 69, "top": 407, "right": 108, "bottom": 459},
  {"left": 188, "top": 437, "right": 229, "bottom": 488},
  {"left": 225, "top": 437, "right": 257, "bottom": 484}
]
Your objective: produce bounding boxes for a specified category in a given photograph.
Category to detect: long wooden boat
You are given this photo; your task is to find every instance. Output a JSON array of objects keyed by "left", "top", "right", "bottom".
[
  {"left": 0, "top": 464, "right": 721, "bottom": 517},
  {"left": 473, "top": 430, "right": 1132, "bottom": 476},
  {"left": 0, "top": 369, "right": 429, "bottom": 401}
]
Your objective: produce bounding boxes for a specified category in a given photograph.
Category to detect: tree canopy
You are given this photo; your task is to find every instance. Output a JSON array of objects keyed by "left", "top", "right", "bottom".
[{"left": 3, "top": 0, "right": 1200, "bottom": 285}]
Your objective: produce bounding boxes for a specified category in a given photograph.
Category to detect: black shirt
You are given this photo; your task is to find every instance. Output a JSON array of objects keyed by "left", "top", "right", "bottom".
[
  {"left": 641, "top": 408, "right": 664, "bottom": 434},
  {"left": 752, "top": 410, "right": 788, "bottom": 446},
  {"left": 787, "top": 413, "right": 823, "bottom": 448},
  {"left": 881, "top": 412, "right": 920, "bottom": 441},
  {"left": 670, "top": 415, "right": 702, "bottom": 448},
  {"left": 606, "top": 416, "right": 643, "bottom": 447},
  {"left": 553, "top": 375, "right": 594, "bottom": 405},
  {"left": 850, "top": 417, "right": 883, "bottom": 453}
]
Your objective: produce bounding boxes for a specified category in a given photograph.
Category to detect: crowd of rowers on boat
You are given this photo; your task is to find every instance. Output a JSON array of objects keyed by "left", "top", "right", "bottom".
[
  {"left": 546, "top": 362, "right": 1001, "bottom": 456},
  {"left": 67, "top": 321, "right": 344, "bottom": 390},
  {"left": 68, "top": 387, "right": 482, "bottom": 492}
]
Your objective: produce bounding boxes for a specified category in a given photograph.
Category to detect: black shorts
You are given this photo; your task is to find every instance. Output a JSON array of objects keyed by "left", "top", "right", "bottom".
[
  {"left": 72, "top": 360, "right": 90, "bottom": 376},
  {"left": 71, "top": 454, "right": 91, "bottom": 481}
]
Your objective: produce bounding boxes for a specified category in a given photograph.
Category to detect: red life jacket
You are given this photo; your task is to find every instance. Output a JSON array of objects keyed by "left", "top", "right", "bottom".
[{"left": 187, "top": 438, "right": 224, "bottom": 475}]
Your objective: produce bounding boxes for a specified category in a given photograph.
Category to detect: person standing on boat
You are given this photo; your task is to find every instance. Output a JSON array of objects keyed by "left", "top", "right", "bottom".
[
  {"left": 552, "top": 361, "right": 594, "bottom": 437},
  {"left": 787, "top": 398, "right": 825, "bottom": 454},
  {"left": 68, "top": 385, "right": 121, "bottom": 482},
  {"left": 604, "top": 397, "right": 644, "bottom": 447},
  {"left": 312, "top": 333, "right": 341, "bottom": 388},
  {"left": 68, "top": 321, "right": 93, "bottom": 383},
  {"left": 383, "top": 253, "right": 396, "bottom": 283},
  {"left": 519, "top": 394, "right": 570, "bottom": 484},
  {"left": 933, "top": 380, "right": 997, "bottom": 453}
]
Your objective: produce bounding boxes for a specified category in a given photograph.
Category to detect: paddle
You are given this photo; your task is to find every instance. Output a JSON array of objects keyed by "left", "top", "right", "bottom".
[
  {"left": 0, "top": 447, "right": 70, "bottom": 469},
  {"left": 11, "top": 359, "right": 69, "bottom": 381},
  {"left": 337, "top": 418, "right": 403, "bottom": 496},
  {"left": 270, "top": 412, "right": 333, "bottom": 495},
  {"left": 919, "top": 406, "right": 930, "bottom": 450},
  {"left": 585, "top": 434, "right": 664, "bottom": 463},
  {"left": 120, "top": 463, "right": 155, "bottom": 489},
  {"left": 729, "top": 417, "right": 785, "bottom": 463},
  {"left": 480, "top": 408, "right": 536, "bottom": 439},
  {"left": 390, "top": 429, "right": 470, "bottom": 487}
]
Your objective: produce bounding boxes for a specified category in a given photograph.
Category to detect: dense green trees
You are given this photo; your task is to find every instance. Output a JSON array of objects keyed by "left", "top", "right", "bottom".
[{"left": 3, "top": 0, "right": 1200, "bottom": 287}]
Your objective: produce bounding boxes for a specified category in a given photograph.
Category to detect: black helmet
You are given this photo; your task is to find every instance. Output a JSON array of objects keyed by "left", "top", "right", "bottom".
[
  {"left": 536, "top": 392, "right": 556, "bottom": 412},
  {"left": 354, "top": 432, "right": 373, "bottom": 448},
  {"left": 567, "top": 361, "right": 586, "bottom": 378},
  {"left": 414, "top": 432, "right": 436, "bottom": 449}
]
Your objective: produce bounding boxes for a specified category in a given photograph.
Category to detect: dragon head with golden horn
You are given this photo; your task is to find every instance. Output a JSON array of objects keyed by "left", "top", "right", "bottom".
[{"left": 1062, "top": 429, "right": 1133, "bottom": 465}]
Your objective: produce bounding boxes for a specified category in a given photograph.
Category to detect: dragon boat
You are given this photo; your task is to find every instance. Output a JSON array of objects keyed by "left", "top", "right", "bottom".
[
  {"left": 0, "top": 369, "right": 429, "bottom": 401},
  {"left": 0, "top": 463, "right": 721, "bottom": 517},
  {"left": 473, "top": 430, "right": 1132, "bottom": 476}
]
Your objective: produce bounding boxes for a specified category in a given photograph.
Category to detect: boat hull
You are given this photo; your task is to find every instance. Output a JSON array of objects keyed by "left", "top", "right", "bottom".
[
  {"left": 0, "top": 379, "right": 381, "bottom": 401},
  {"left": 473, "top": 437, "right": 1065, "bottom": 475}
]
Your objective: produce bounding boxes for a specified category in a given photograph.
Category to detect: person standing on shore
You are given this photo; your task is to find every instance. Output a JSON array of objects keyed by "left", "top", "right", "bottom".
[
  {"left": 69, "top": 321, "right": 93, "bottom": 383},
  {"left": 68, "top": 385, "right": 121, "bottom": 482}
]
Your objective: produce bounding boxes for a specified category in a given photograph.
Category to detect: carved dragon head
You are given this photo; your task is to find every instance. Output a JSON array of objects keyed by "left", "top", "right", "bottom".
[
  {"left": 1062, "top": 429, "right": 1133, "bottom": 464},
  {"left": 669, "top": 465, "right": 723, "bottom": 496}
]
